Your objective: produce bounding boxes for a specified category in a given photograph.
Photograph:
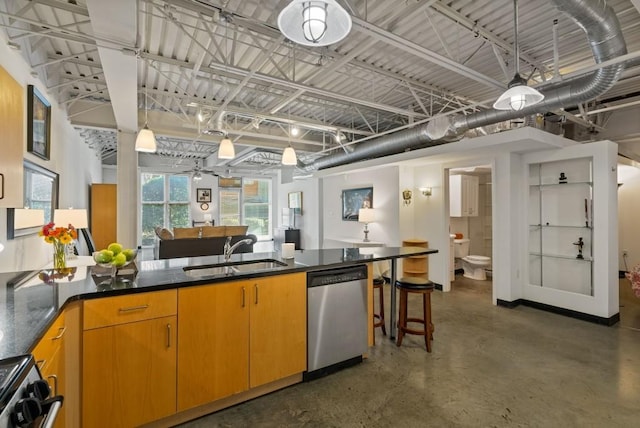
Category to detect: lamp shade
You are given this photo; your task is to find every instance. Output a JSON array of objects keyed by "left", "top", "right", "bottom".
[
  {"left": 281, "top": 146, "right": 297, "bottom": 165},
  {"left": 218, "top": 137, "right": 235, "bottom": 159},
  {"left": 358, "top": 208, "right": 375, "bottom": 224},
  {"left": 54, "top": 209, "right": 88, "bottom": 229},
  {"left": 278, "top": 0, "right": 352, "bottom": 47},
  {"left": 135, "top": 125, "right": 157, "bottom": 152},
  {"left": 14, "top": 208, "right": 45, "bottom": 229},
  {"left": 493, "top": 83, "right": 544, "bottom": 111}
]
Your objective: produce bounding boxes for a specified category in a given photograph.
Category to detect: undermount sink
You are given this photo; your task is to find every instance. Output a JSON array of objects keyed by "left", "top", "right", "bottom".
[{"left": 183, "top": 259, "right": 287, "bottom": 278}]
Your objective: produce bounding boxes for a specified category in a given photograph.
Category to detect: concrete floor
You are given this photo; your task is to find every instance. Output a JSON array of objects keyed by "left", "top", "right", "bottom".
[{"left": 178, "top": 275, "right": 640, "bottom": 427}]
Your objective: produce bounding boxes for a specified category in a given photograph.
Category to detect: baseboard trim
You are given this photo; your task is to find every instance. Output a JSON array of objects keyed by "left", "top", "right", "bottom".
[{"left": 497, "top": 298, "right": 620, "bottom": 326}]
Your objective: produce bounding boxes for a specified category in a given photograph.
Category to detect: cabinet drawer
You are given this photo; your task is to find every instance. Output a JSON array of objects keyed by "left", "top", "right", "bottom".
[
  {"left": 83, "top": 290, "right": 177, "bottom": 330},
  {"left": 32, "top": 312, "right": 66, "bottom": 366}
]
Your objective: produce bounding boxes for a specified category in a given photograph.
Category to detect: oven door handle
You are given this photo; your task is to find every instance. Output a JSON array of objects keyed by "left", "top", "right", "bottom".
[{"left": 40, "top": 395, "right": 64, "bottom": 428}]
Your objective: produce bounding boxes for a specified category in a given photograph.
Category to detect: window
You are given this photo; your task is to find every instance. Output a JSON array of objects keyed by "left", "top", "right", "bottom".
[
  {"left": 218, "top": 177, "right": 272, "bottom": 240},
  {"left": 140, "top": 173, "right": 190, "bottom": 246}
]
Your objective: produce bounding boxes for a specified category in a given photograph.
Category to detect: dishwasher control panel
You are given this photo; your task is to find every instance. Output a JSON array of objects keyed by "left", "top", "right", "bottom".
[{"left": 307, "top": 265, "right": 368, "bottom": 287}]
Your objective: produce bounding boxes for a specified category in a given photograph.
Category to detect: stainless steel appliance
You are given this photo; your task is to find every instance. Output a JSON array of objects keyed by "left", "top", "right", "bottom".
[
  {"left": 305, "top": 264, "right": 368, "bottom": 381},
  {"left": 0, "top": 355, "right": 63, "bottom": 428}
]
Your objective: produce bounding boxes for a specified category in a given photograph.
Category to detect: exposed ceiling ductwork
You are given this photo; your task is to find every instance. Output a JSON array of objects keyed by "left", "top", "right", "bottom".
[{"left": 304, "top": 0, "right": 628, "bottom": 172}]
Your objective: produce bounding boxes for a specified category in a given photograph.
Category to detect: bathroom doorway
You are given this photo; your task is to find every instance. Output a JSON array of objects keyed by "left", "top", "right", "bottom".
[{"left": 447, "top": 165, "right": 494, "bottom": 301}]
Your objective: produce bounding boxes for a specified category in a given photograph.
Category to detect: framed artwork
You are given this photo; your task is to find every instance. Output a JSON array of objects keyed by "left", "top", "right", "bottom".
[
  {"left": 342, "top": 187, "right": 373, "bottom": 221},
  {"left": 288, "top": 191, "right": 302, "bottom": 214},
  {"left": 197, "top": 188, "right": 212, "bottom": 203},
  {"left": 27, "top": 85, "right": 51, "bottom": 160}
]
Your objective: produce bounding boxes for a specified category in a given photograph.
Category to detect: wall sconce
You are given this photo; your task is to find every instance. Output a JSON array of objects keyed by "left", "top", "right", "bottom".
[
  {"left": 402, "top": 189, "right": 412, "bottom": 205},
  {"left": 419, "top": 187, "right": 432, "bottom": 196}
]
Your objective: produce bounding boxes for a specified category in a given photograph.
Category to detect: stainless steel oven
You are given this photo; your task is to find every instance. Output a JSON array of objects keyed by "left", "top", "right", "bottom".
[{"left": 0, "top": 355, "right": 63, "bottom": 428}]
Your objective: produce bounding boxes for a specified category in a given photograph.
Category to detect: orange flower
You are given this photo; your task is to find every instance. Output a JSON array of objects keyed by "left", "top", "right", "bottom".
[{"left": 40, "top": 222, "right": 77, "bottom": 246}]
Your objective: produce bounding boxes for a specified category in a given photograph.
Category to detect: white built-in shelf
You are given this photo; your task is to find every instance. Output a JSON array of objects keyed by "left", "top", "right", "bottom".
[
  {"left": 529, "top": 181, "right": 592, "bottom": 187},
  {"left": 529, "top": 252, "right": 592, "bottom": 262},
  {"left": 529, "top": 224, "right": 592, "bottom": 229}
]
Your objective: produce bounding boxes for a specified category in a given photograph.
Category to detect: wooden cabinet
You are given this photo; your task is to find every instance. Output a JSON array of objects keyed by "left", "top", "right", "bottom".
[
  {"left": 32, "top": 313, "right": 66, "bottom": 428},
  {"left": 450, "top": 174, "right": 479, "bottom": 217},
  {"left": 177, "top": 281, "right": 249, "bottom": 410},
  {"left": 90, "top": 184, "right": 117, "bottom": 250},
  {"left": 402, "top": 239, "right": 429, "bottom": 280},
  {"left": 177, "top": 273, "right": 306, "bottom": 411},
  {"left": 82, "top": 290, "right": 177, "bottom": 428},
  {"left": 0, "top": 66, "right": 24, "bottom": 207}
]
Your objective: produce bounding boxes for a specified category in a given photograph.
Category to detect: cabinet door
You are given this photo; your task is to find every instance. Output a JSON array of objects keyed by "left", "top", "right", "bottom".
[
  {"left": 39, "top": 348, "right": 65, "bottom": 428},
  {"left": 462, "top": 175, "right": 479, "bottom": 216},
  {"left": 0, "top": 66, "right": 24, "bottom": 207},
  {"left": 177, "top": 282, "right": 249, "bottom": 411},
  {"left": 249, "top": 273, "right": 306, "bottom": 388},
  {"left": 90, "top": 184, "right": 117, "bottom": 251},
  {"left": 83, "top": 316, "right": 176, "bottom": 428}
]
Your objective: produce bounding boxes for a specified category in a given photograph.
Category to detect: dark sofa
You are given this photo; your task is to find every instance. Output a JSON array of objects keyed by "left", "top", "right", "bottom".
[{"left": 153, "top": 226, "right": 257, "bottom": 259}]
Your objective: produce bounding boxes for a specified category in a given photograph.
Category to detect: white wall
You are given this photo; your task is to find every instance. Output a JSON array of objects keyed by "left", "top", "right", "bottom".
[
  {"left": 617, "top": 163, "right": 640, "bottom": 271},
  {"left": 278, "top": 176, "right": 320, "bottom": 250},
  {"left": 321, "top": 166, "right": 400, "bottom": 248},
  {"left": 0, "top": 32, "right": 102, "bottom": 272}
]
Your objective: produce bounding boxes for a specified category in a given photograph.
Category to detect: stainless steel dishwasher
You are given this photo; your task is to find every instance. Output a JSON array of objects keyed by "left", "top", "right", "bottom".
[{"left": 305, "top": 264, "right": 368, "bottom": 381}]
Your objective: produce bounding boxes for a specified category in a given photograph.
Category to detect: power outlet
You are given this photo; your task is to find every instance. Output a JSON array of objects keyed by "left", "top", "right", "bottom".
[{"left": 623, "top": 250, "right": 628, "bottom": 257}]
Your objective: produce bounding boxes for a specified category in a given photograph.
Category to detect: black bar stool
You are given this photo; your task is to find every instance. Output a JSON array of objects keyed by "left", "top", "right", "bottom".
[
  {"left": 395, "top": 277, "right": 435, "bottom": 352},
  {"left": 373, "top": 277, "right": 386, "bottom": 341}
]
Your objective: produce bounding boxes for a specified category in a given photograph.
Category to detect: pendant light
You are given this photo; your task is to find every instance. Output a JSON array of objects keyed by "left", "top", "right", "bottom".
[
  {"left": 493, "top": 0, "right": 544, "bottom": 111},
  {"left": 135, "top": 63, "right": 157, "bottom": 152},
  {"left": 218, "top": 134, "right": 235, "bottom": 159},
  {"left": 282, "top": 46, "right": 297, "bottom": 166},
  {"left": 278, "top": 0, "right": 352, "bottom": 47}
]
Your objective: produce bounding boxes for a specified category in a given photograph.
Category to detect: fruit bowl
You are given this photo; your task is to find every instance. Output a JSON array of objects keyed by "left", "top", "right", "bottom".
[{"left": 92, "top": 247, "right": 138, "bottom": 270}]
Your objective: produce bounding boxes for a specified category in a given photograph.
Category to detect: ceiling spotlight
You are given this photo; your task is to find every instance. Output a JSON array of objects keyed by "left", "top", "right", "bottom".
[
  {"left": 197, "top": 110, "right": 205, "bottom": 123},
  {"left": 277, "top": 0, "right": 352, "bottom": 47},
  {"left": 291, "top": 126, "right": 300, "bottom": 137},
  {"left": 334, "top": 132, "right": 344, "bottom": 143},
  {"left": 193, "top": 171, "right": 202, "bottom": 181}
]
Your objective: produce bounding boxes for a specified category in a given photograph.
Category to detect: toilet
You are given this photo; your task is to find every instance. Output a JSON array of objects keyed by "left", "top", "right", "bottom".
[{"left": 453, "top": 238, "right": 491, "bottom": 280}]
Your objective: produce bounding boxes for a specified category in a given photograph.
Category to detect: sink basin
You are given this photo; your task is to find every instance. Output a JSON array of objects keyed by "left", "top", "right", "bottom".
[
  {"left": 232, "top": 260, "right": 287, "bottom": 272},
  {"left": 183, "top": 259, "right": 287, "bottom": 278}
]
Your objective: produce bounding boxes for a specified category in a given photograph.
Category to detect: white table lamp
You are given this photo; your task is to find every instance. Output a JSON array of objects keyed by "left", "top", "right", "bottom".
[
  {"left": 358, "top": 208, "right": 376, "bottom": 242},
  {"left": 54, "top": 209, "right": 89, "bottom": 259}
]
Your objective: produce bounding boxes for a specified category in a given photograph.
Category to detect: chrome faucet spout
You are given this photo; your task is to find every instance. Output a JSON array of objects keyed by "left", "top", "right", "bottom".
[{"left": 224, "top": 236, "right": 255, "bottom": 262}]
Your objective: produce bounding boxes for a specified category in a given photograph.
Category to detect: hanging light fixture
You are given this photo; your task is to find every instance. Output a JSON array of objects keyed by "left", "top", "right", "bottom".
[
  {"left": 278, "top": 0, "right": 352, "bottom": 47},
  {"left": 135, "top": 63, "right": 157, "bottom": 152},
  {"left": 282, "top": 46, "right": 298, "bottom": 166},
  {"left": 218, "top": 134, "right": 235, "bottom": 159},
  {"left": 493, "top": 0, "right": 544, "bottom": 111},
  {"left": 192, "top": 171, "right": 202, "bottom": 181}
]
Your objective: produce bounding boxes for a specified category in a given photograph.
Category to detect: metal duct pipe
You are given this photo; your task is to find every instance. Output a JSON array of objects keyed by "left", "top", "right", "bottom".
[{"left": 305, "top": 0, "right": 627, "bottom": 172}]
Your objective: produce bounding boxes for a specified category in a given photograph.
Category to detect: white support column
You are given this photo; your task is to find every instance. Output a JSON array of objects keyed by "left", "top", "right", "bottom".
[{"left": 116, "top": 131, "right": 138, "bottom": 249}]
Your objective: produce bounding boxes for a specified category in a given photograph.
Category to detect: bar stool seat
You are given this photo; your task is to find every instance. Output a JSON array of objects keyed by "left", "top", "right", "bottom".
[
  {"left": 373, "top": 277, "right": 386, "bottom": 340},
  {"left": 395, "top": 277, "right": 435, "bottom": 352}
]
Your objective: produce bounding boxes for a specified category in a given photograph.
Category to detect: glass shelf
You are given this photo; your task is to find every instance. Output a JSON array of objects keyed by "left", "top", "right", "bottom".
[
  {"left": 529, "top": 181, "right": 592, "bottom": 187},
  {"left": 529, "top": 252, "right": 593, "bottom": 262},
  {"left": 529, "top": 224, "right": 592, "bottom": 229}
]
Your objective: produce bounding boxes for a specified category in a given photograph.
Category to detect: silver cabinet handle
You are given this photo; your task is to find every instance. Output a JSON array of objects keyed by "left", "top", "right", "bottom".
[
  {"left": 254, "top": 284, "right": 259, "bottom": 305},
  {"left": 119, "top": 304, "right": 149, "bottom": 312},
  {"left": 0, "top": 173, "right": 4, "bottom": 199},
  {"left": 242, "top": 286, "right": 246, "bottom": 307},
  {"left": 47, "top": 374, "right": 58, "bottom": 396},
  {"left": 166, "top": 324, "right": 171, "bottom": 348},
  {"left": 52, "top": 326, "right": 66, "bottom": 340},
  {"left": 36, "top": 359, "right": 46, "bottom": 370}
]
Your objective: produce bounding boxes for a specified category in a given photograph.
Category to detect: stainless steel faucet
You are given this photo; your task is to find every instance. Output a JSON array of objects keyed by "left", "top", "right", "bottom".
[{"left": 224, "top": 236, "right": 255, "bottom": 262}]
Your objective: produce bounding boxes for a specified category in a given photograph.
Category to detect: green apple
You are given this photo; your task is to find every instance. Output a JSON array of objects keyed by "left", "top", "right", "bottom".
[
  {"left": 122, "top": 249, "right": 136, "bottom": 262},
  {"left": 95, "top": 249, "right": 114, "bottom": 264},
  {"left": 112, "top": 253, "right": 127, "bottom": 267},
  {"left": 107, "top": 242, "right": 123, "bottom": 255}
]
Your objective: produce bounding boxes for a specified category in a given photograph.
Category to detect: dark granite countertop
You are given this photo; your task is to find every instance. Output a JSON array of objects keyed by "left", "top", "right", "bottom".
[{"left": 0, "top": 246, "right": 436, "bottom": 360}]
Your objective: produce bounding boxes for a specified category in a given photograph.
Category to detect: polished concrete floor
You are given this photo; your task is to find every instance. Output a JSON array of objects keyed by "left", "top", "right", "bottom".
[{"left": 178, "top": 275, "right": 640, "bottom": 427}]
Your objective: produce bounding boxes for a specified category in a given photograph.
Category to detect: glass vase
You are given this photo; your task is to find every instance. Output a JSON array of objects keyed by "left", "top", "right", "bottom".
[{"left": 53, "top": 242, "right": 66, "bottom": 270}]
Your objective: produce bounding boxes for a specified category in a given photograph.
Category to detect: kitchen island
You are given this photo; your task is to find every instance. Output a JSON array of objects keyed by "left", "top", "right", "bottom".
[{"left": 0, "top": 246, "right": 437, "bottom": 427}]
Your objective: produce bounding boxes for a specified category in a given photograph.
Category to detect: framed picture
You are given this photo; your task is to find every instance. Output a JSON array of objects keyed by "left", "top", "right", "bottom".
[
  {"left": 342, "top": 187, "right": 373, "bottom": 221},
  {"left": 197, "top": 188, "right": 212, "bottom": 203},
  {"left": 27, "top": 85, "right": 51, "bottom": 160},
  {"left": 288, "top": 191, "right": 302, "bottom": 214}
]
